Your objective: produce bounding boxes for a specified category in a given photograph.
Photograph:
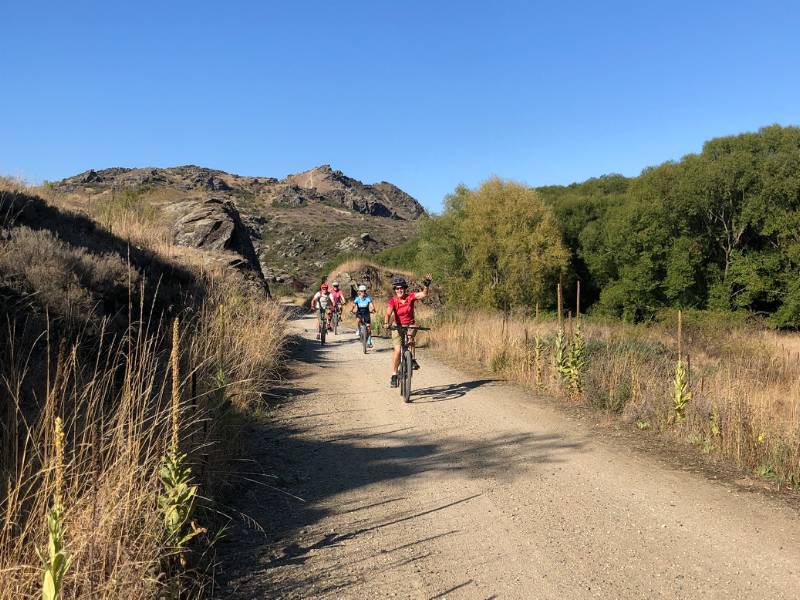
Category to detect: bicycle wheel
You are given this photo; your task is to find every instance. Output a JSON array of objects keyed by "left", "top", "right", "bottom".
[
  {"left": 398, "top": 356, "right": 406, "bottom": 398},
  {"left": 361, "top": 325, "right": 368, "bottom": 354},
  {"left": 402, "top": 350, "right": 413, "bottom": 403},
  {"left": 319, "top": 317, "right": 326, "bottom": 346},
  {"left": 332, "top": 311, "right": 339, "bottom": 335}
]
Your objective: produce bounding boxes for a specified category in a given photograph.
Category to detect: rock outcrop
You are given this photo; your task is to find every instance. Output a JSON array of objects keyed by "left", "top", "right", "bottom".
[
  {"left": 282, "top": 165, "right": 424, "bottom": 220},
  {"left": 174, "top": 198, "right": 270, "bottom": 295}
]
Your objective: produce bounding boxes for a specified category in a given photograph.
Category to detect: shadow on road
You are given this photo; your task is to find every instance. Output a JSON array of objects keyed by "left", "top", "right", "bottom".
[
  {"left": 411, "top": 379, "right": 498, "bottom": 403},
  {"left": 217, "top": 423, "right": 584, "bottom": 596}
]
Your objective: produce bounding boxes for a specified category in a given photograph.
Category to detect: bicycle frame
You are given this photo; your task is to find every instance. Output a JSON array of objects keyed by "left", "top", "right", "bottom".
[{"left": 389, "top": 324, "right": 430, "bottom": 402}]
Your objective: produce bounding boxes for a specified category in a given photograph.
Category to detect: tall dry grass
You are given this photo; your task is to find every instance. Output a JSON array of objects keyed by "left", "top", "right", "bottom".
[
  {"left": 430, "top": 308, "right": 800, "bottom": 486},
  {"left": 0, "top": 180, "right": 288, "bottom": 598},
  {"left": 0, "top": 283, "right": 286, "bottom": 599}
]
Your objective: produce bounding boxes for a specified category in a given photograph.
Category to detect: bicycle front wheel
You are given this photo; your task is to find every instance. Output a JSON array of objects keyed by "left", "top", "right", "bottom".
[
  {"left": 361, "top": 325, "right": 368, "bottom": 353},
  {"left": 402, "top": 350, "right": 413, "bottom": 403},
  {"left": 333, "top": 311, "right": 339, "bottom": 335}
]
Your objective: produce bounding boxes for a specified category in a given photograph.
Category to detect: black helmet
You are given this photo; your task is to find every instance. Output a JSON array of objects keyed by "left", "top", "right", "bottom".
[{"left": 392, "top": 276, "right": 407, "bottom": 288}]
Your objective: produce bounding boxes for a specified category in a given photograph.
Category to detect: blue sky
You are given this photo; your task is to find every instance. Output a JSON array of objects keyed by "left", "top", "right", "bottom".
[{"left": 2, "top": 1, "right": 799, "bottom": 211}]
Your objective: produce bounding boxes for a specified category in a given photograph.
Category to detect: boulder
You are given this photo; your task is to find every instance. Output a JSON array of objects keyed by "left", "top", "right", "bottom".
[{"left": 174, "top": 198, "right": 270, "bottom": 295}]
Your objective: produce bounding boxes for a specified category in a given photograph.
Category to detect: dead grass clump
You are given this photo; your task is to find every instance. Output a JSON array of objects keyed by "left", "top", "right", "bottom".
[{"left": 0, "top": 226, "right": 131, "bottom": 325}]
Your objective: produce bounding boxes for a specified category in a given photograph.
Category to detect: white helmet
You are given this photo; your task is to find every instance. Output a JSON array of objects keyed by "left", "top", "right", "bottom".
[
  {"left": 358, "top": 284, "right": 367, "bottom": 292},
  {"left": 332, "top": 281, "right": 340, "bottom": 287}
]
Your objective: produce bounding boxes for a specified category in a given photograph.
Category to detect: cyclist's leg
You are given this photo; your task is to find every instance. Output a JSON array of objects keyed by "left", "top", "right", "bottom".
[
  {"left": 360, "top": 310, "right": 373, "bottom": 345},
  {"left": 408, "top": 328, "right": 420, "bottom": 368},
  {"left": 390, "top": 328, "right": 402, "bottom": 386}
]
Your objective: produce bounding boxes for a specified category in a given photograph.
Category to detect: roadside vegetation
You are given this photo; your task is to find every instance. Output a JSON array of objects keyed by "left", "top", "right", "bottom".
[
  {"left": 0, "top": 179, "right": 287, "bottom": 598},
  {"left": 365, "top": 125, "right": 800, "bottom": 488}
]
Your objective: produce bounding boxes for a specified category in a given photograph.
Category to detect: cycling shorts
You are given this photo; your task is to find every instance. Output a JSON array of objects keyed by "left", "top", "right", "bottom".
[
  {"left": 391, "top": 325, "right": 417, "bottom": 349},
  {"left": 356, "top": 309, "right": 371, "bottom": 324}
]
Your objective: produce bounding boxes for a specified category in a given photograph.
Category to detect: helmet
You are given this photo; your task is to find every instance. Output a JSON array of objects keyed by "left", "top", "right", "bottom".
[
  {"left": 392, "top": 276, "right": 407, "bottom": 288},
  {"left": 320, "top": 282, "right": 329, "bottom": 290},
  {"left": 358, "top": 284, "right": 367, "bottom": 292},
  {"left": 332, "top": 281, "right": 340, "bottom": 288}
]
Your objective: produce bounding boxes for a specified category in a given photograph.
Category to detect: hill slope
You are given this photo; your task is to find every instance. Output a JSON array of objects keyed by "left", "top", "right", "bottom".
[{"left": 51, "top": 164, "right": 425, "bottom": 290}]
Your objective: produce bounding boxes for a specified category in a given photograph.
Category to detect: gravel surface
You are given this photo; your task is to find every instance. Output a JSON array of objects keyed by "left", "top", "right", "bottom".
[{"left": 215, "top": 315, "right": 800, "bottom": 599}]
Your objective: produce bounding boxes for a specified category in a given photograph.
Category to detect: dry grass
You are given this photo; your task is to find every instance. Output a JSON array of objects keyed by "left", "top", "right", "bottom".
[
  {"left": 430, "top": 308, "right": 800, "bottom": 486},
  {"left": 0, "top": 181, "right": 288, "bottom": 598}
]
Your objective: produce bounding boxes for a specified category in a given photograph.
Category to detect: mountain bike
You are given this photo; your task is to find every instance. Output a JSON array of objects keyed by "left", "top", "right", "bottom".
[{"left": 390, "top": 324, "right": 430, "bottom": 403}]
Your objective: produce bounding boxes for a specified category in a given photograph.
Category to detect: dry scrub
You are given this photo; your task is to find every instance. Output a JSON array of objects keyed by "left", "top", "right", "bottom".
[
  {"left": 0, "top": 180, "right": 288, "bottom": 598},
  {"left": 430, "top": 308, "right": 800, "bottom": 487}
]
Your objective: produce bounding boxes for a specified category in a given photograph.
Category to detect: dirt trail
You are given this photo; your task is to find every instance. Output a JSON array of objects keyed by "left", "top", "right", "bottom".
[{"left": 216, "top": 315, "right": 800, "bottom": 599}]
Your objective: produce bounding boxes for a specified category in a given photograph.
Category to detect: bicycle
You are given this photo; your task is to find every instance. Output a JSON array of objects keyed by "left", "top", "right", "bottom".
[
  {"left": 331, "top": 307, "right": 340, "bottom": 335},
  {"left": 389, "top": 324, "right": 430, "bottom": 403}
]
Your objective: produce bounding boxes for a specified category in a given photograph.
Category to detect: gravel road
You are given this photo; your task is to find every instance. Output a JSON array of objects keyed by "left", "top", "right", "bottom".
[{"left": 216, "top": 315, "right": 800, "bottom": 599}]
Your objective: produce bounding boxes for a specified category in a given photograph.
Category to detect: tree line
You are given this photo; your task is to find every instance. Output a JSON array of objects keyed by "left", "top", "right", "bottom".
[{"left": 390, "top": 125, "right": 800, "bottom": 327}]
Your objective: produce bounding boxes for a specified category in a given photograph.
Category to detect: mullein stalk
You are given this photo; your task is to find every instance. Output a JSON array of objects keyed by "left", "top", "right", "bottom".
[
  {"left": 159, "top": 317, "right": 204, "bottom": 566},
  {"left": 534, "top": 334, "right": 544, "bottom": 389},
  {"left": 38, "top": 417, "right": 71, "bottom": 600}
]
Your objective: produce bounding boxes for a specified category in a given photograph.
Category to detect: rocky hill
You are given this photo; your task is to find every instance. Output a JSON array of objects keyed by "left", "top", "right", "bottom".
[{"left": 51, "top": 165, "right": 425, "bottom": 290}]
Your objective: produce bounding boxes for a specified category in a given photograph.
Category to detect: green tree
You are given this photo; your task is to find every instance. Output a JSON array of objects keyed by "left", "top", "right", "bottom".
[{"left": 458, "top": 177, "right": 568, "bottom": 311}]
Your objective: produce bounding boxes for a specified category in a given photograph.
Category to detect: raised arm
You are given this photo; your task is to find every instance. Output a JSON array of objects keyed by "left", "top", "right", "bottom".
[{"left": 414, "top": 274, "right": 433, "bottom": 301}]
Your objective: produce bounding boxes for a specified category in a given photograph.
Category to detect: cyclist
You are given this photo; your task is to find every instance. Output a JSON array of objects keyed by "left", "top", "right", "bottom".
[
  {"left": 384, "top": 274, "right": 432, "bottom": 387},
  {"left": 329, "top": 281, "right": 346, "bottom": 331},
  {"left": 351, "top": 284, "right": 375, "bottom": 348},
  {"left": 311, "top": 282, "right": 333, "bottom": 339}
]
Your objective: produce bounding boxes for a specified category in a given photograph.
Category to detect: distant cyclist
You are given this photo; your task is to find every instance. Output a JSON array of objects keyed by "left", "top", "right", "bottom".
[
  {"left": 329, "top": 281, "right": 346, "bottom": 329},
  {"left": 311, "top": 282, "right": 333, "bottom": 339},
  {"left": 384, "top": 274, "right": 432, "bottom": 387},
  {"left": 351, "top": 284, "right": 375, "bottom": 348}
]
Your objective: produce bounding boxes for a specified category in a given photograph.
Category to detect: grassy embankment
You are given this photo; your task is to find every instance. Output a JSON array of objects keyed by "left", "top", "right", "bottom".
[
  {"left": 433, "top": 306, "right": 800, "bottom": 487},
  {"left": 329, "top": 259, "right": 800, "bottom": 489},
  {"left": 0, "top": 179, "right": 287, "bottom": 598}
]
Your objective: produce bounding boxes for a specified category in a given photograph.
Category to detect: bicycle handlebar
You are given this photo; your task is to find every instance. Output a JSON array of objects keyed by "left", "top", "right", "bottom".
[{"left": 387, "top": 324, "right": 431, "bottom": 331}]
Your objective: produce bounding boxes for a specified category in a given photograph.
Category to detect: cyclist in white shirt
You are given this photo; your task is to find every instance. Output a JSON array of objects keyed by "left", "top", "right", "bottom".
[{"left": 311, "top": 282, "right": 333, "bottom": 340}]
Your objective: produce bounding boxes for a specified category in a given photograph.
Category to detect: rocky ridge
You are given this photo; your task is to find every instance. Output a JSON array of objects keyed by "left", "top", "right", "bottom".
[{"left": 54, "top": 165, "right": 425, "bottom": 291}]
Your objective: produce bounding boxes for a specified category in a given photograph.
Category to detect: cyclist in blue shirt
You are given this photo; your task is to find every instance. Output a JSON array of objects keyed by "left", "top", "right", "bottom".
[{"left": 351, "top": 284, "right": 375, "bottom": 348}]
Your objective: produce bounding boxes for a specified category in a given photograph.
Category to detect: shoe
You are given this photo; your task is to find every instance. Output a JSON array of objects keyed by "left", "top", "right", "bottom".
[
  {"left": 390, "top": 374, "right": 398, "bottom": 388},
  {"left": 368, "top": 342, "right": 374, "bottom": 349},
  {"left": 412, "top": 359, "right": 420, "bottom": 370}
]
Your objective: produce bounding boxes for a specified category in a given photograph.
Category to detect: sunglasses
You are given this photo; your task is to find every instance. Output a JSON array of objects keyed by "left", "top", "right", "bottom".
[{"left": 394, "top": 286, "right": 406, "bottom": 290}]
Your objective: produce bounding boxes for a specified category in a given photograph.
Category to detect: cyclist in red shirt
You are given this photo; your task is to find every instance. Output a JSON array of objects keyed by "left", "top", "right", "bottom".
[{"left": 384, "top": 274, "right": 432, "bottom": 388}]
